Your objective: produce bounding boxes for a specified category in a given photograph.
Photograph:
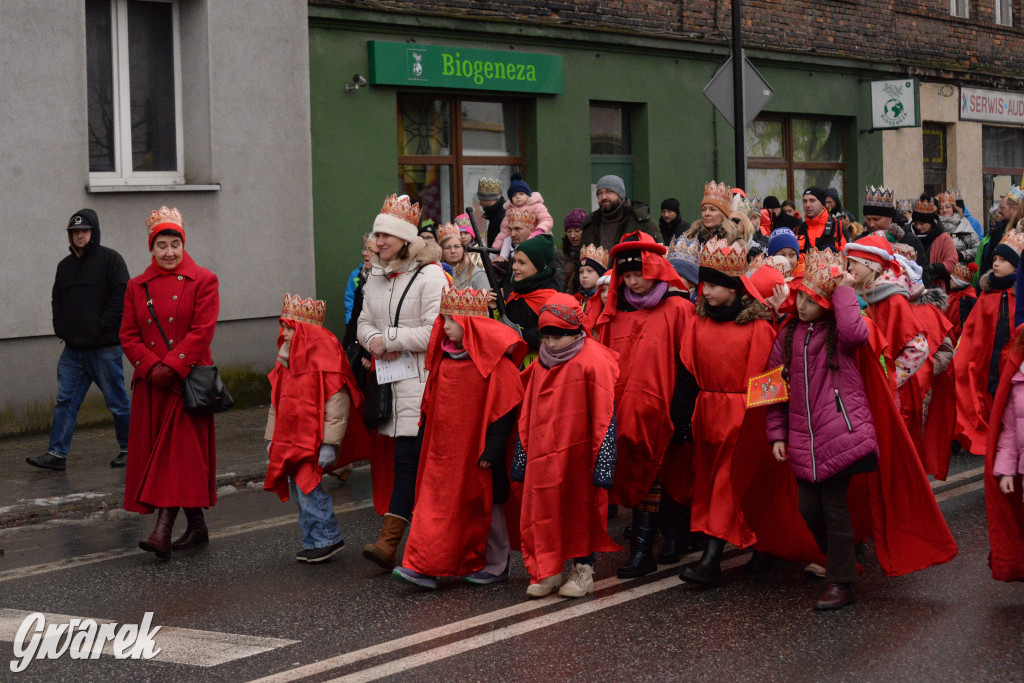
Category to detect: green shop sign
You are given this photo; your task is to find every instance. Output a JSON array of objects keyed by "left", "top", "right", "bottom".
[{"left": 368, "top": 41, "right": 562, "bottom": 94}]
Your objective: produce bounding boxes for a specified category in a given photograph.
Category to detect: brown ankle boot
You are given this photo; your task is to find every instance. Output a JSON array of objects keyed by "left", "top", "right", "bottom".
[
  {"left": 139, "top": 507, "right": 179, "bottom": 559},
  {"left": 172, "top": 507, "right": 209, "bottom": 550},
  {"left": 362, "top": 513, "right": 409, "bottom": 569}
]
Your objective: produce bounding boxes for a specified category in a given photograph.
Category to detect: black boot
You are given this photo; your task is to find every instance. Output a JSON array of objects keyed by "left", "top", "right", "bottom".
[
  {"left": 680, "top": 536, "right": 725, "bottom": 586},
  {"left": 139, "top": 507, "right": 179, "bottom": 559},
  {"left": 172, "top": 507, "right": 209, "bottom": 550},
  {"left": 617, "top": 510, "right": 658, "bottom": 579},
  {"left": 656, "top": 498, "right": 691, "bottom": 565}
]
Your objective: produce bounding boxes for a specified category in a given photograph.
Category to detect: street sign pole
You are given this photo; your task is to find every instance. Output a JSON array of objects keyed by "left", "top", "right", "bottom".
[{"left": 732, "top": 0, "right": 745, "bottom": 191}]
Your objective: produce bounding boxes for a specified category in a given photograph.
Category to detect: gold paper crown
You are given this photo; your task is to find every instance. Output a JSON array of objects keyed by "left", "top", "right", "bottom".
[
  {"left": 1000, "top": 229, "right": 1024, "bottom": 255},
  {"left": 454, "top": 214, "right": 472, "bottom": 228},
  {"left": 914, "top": 197, "right": 937, "bottom": 214},
  {"left": 699, "top": 238, "right": 747, "bottom": 278},
  {"left": 737, "top": 195, "right": 761, "bottom": 218},
  {"left": 579, "top": 244, "right": 609, "bottom": 269},
  {"left": 478, "top": 177, "right": 501, "bottom": 195},
  {"left": 379, "top": 194, "right": 421, "bottom": 228},
  {"left": 935, "top": 191, "right": 956, "bottom": 207},
  {"left": 436, "top": 222, "right": 460, "bottom": 244},
  {"left": 764, "top": 254, "right": 793, "bottom": 276},
  {"left": 864, "top": 186, "right": 894, "bottom": 208},
  {"left": 666, "top": 234, "right": 700, "bottom": 266},
  {"left": 1008, "top": 185, "right": 1024, "bottom": 204},
  {"left": 146, "top": 206, "right": 183, "bottom": 232},
  {"left": 506, "top": 207, "right": 537, "bottom": 228},
  {"left": 952, "top": 261, "right": 978, "bottom": 282},
  {"left": 801, "top": 249, "right": 847, "bottom": 304},
  {"left": 281, "top": 293, "right": 326, "bottom": 327},
  {"left": 439, "top": 286, "right": 490, "bottom": 317},
  {"left": 702, "top": 181, "right": 732, "bottom": 208}
]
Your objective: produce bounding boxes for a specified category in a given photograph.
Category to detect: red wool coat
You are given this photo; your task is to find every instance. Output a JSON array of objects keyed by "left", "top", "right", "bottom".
[{"left": 120, "top": 254, "right": 219, "bottom": 513}]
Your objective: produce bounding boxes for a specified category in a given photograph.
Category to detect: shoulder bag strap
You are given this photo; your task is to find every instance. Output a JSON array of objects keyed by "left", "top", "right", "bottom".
[
  {"left": 142, "top": 281, "right": 173, "bottom": 350},
  {"left": 392, "top": 264, "right": 428, "bottom": 327}
]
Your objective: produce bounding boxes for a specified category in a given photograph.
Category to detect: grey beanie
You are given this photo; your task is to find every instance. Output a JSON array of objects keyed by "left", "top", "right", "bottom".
[{"left": 596, "top": 175, "right": 626, "bottom": 200}]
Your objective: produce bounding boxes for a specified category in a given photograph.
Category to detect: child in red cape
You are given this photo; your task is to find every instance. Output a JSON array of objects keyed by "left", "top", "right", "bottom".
[
  {"left": 593, "top": 231, "right": 694, "bottom": 579},
  {"left": 986, "top": 328, "right": 1024, "bottom": 581},
  {"left": 956, "top": 232, "right": 1023, "bottom": 454},
  {"left": 677, "top": 239, "right": 786, "bottom": 586},
  {"left": 265, "top": 294, "right": 362, "bottom": 563},
  {"left": 945, "top": 262, "right": 979, "bottom": 342},
  {"left": 512, "top": 293, "right": 621, "bottom": 598},
  {"left": 909, "top": 287, "right": 956, "bottom": 480},
  {"left": 575, "top": 244, "right": 609, "bottom": 316},
  {"left": 393, "top": 287, "right": 527, "bottom": 589}
]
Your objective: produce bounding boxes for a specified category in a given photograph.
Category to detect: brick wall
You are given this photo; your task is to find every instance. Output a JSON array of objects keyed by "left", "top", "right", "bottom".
[{"left": 314, "top": 0, "right": 1024, "bottom": 87}]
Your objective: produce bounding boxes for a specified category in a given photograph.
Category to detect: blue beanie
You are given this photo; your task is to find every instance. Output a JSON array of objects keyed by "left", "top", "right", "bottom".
[
  {"left": 507, "top": 173, "right": 531, "bottom": 198},
  {"left": 767, "top": 228, "right": 800, "bottom": 257},
  {"left": 668, "top": 257, "right": 699, "bottom": 287}
]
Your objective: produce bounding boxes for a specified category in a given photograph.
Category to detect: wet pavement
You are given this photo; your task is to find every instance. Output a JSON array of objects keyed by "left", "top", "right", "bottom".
[
  {"left": 0, "top": 406, "right": 272, "bottom": 527},
  {"left": 0, "top": 445, "right": 1019, "bottom": 681}
]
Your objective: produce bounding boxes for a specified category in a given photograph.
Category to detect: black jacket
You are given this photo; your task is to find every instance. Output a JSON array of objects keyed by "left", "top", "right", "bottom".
[
  {"left": 483, "top": 198, "right": 507, "bottom": 247},
  {"left": 52, "top": 210, "right": 130, "bottom": 350},
  {"left": 579, "top": 199, "right": 660, "bottom": 250}
]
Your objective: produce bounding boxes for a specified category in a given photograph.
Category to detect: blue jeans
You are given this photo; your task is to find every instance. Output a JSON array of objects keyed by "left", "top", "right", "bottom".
[
  {"left": 289, "top": 478, "right": 343, "bottom": 549},
  {"left": 47, "top": 345, "right": 131, "bottom": 459}
]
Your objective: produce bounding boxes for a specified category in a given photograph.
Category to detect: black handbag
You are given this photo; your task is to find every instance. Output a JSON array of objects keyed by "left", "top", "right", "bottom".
[
  {"left": 359, "top": 265, "right": 425, "bottom": 431},
  {"left": 142, "top": 282, "right": 234, "bottom": 416}
]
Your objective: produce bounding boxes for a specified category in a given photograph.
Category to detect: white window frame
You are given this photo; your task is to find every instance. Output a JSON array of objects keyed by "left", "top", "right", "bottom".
[
  {"left": 89, "top": 0, "right": 185, "bottom": 186},
  {"left": 950, "top": 0, "right": 970, "bottom": 18},
  {"left": 996, "top": 0, "right": 1013, "bottom": 25}
]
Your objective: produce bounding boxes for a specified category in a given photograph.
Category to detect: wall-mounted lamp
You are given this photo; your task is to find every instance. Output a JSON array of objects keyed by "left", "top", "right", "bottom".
[{"left": 345, "top": 74, "right": 368, "bottom": 94}]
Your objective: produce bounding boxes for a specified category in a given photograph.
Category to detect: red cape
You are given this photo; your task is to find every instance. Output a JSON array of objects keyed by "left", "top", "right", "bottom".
[
  {"left": 680, "top": 306, "right": 814, "bottom": 554},
  {"left": 403, "top": 315, "right": 527, "bottom": 576},
  {"left": 984, "top": 330, "right": 1024, "bottom": 581},
  {"left": 518, "top": 338, "right": 621, "bottom": 581},
  {"left": 506, "top": 288, "right": 556, "bottom": 315},
  {"left": 595, "top": 252, "right": 693, "bottom": 507},
  {"left": 955, "top": 286, "right": 1016, "bottom": 453},
  {"left": 845, "top": 318, "right": 959, "bottom": 576},
  {"left": 907, "top": 299, "right": 956, "bottom": 480},
  {"left": 265, "top": 320, "right": 363, "bottom": 501},
  {"left": 944, "top": 287, "right": 977, "bottom": 341}
]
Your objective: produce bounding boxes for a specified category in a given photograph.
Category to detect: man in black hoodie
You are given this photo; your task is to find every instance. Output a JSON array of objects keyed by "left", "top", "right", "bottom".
[{"left": 28, "top": 209, "right": 131, "bottom": 471}]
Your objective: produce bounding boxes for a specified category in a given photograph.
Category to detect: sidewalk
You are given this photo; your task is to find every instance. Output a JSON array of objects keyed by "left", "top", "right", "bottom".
[{"left": 0, "top": 405, "right": 272, "bottom": 529}]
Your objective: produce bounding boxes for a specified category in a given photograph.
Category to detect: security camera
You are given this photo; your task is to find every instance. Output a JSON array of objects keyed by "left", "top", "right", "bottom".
[{"left": 346, "top": 74, "right": 368, "bottom": 93}]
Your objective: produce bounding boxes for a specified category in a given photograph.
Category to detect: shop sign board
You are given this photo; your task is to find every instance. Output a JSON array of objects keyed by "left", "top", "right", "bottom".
[
  {"left": 960, "top": 87, "right": 1024, "bottom": 125},
  {"left": 870, "top": 79, "right": 919, "bottom": 130},
  {"left": 367, "top": 41, "right": 562, "bottom": 94}
]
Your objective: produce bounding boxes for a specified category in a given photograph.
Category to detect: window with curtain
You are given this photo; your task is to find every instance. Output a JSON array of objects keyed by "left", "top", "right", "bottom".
[{"left": 746, "top": 115, "right": 847, "bottom": 207}]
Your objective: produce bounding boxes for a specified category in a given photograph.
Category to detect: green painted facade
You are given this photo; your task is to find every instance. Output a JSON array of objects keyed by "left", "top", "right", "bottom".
[{"left": 309, "top": 6, "right": 889, "bottom": 334}]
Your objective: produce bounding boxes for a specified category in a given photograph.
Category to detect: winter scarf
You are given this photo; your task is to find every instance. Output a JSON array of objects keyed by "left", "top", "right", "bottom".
[
  {"left": 622, "top": 281, "right": 668, "bottom": 309},
  {"left": 538, "top": 334, "right": 586, "bottom": 368}
]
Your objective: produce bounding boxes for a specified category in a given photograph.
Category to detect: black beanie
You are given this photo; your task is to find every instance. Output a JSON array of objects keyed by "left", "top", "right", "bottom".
[
  {"left": 661, "top": 198, "right": 680, "bottom": 213},
  {"left": 762, "top": 195, "right": 781, "bottom": 210},
  {"left": 803, "top": 187, "right": 828, "bottom": 205},
  {"left": 615, "top": 249, "right": 644, "bottom": 274},
  {"left": 993, "top": 244, "right": 1021, "bottom": 269}
]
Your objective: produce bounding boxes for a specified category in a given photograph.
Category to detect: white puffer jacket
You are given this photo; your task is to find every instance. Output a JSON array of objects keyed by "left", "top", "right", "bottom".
[{"left": 357, "top": 240, "right": 446, "bottom": 437}]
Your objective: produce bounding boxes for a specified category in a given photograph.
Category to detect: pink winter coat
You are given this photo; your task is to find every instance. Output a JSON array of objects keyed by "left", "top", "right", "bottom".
[
  {"left": 766, "top": 286, "right": 878, "bottom": 482},
  {"left": 994, "top": 366, "right": 1024, "bottom": 501},
  {"left": 490, "top": 192, "right": 554, "bottom": 249}
]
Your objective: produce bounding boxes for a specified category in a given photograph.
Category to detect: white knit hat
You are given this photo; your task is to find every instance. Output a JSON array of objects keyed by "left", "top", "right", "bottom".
[{"left": 372, "top": 194, "right": 421, "bottom": 244}]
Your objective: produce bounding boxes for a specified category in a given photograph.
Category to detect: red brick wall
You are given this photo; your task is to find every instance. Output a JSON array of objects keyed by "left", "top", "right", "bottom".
[{"left": 314, "top": 0, "right": 1024, "bottom": 87}]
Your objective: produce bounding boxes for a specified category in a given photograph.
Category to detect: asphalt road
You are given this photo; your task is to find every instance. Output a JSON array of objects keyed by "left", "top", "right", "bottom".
[{"left": 0, "top": 453, "right": 1020, "bottom": 682}]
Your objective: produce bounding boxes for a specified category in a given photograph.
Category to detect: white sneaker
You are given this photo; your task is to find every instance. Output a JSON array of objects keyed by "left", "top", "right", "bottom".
[
  {"left": 558, "top": 563, "right": 594, "bottom": 598},
  {"left": 525, "top": 573, "right": 564, "bottom": 597}
]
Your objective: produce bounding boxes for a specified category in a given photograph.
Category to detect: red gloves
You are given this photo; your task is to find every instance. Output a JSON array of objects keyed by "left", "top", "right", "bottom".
[{"left": 148, "top": 363, "right": 181, "bottom": 393}]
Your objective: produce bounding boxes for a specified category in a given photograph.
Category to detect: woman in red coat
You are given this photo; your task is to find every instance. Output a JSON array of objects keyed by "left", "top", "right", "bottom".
[{"left": 120, "top": 207, "right": 220, "bottom": 559}]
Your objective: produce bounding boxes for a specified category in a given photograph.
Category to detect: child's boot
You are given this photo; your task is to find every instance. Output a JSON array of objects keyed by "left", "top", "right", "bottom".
[
  {"left": 617, "top": 509, "right": 658, "bottom": 578},
  {"left": 680, "top": 536, "right": 725, "bottom": 586},
  {"left": 656, "top": 498, "right": 691, "bottom": 565},
  {"left": 362, "top": 513, "right": 409, "bottom": 569},
  {"left": 558, "top": 563, "right": 595, "bottom": 598},
  {"left": 525, "top": 573, "right": 564, "bottom": 597}
]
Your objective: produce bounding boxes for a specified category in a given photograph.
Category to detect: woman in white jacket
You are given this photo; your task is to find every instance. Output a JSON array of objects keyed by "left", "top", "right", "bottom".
[{"left": 358, "top": 195, "right": 446, "bottom": 569}]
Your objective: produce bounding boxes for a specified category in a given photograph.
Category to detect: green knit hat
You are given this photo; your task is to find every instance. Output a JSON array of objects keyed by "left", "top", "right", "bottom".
[{"left": 516, "top": 233, "right": 554, "bottom": 271}]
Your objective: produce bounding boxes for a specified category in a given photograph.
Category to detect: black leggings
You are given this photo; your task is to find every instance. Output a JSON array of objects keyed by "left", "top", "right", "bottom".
[
  {"left": 797, "top": 474, "right": 858, "bottom": 584},
  {"left": 388, "top": 435, "right": 420, "bottom": 519}
]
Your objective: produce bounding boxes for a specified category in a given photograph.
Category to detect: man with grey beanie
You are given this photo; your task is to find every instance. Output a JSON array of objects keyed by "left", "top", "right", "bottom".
[{"left": 579, "top": 175, "right": 660, "bottom": 251}]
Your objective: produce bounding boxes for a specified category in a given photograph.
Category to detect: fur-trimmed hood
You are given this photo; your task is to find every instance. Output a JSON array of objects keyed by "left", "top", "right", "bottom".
[
  {"left": 978, "top": 269, "right": 1015, "bottom": 292},
  {"left": 694, "top": 294, "right": 773, "bottom": 324},
  {"left": 370, "top": 239, "right": 443, "bottom": 276},
  {"left": 914, "top": 287, "right": 949, "bottom": 309},
  {"left": 685, "top": 219, "right": 734, "bottom": 245}
]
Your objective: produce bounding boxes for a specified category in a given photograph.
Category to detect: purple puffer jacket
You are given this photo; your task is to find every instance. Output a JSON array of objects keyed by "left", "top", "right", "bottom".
[{"left": 766, "top": 286, "right": 877, "bottom": 482}]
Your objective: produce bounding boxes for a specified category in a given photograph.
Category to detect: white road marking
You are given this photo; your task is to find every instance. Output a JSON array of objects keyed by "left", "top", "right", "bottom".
[
  {"left": 247, "top": 551, "right": 703, "bottom": 683},
  {"left": 253, "top": 476, "right": 988, "bottom": 683},
  {"left": 0, "top": 608, "right": 297, "bottom": 667},
  {"left": 0, "top": 500, "right": 374, "bottom": 584},
  {"left": 326, "top": 557, "right": 750, "bottom": 683}
]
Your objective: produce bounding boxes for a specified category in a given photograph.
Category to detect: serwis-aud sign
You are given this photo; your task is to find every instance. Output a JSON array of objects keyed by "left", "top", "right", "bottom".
[{"left": 368, "top": 41, "right": 563, "bottom": 94}]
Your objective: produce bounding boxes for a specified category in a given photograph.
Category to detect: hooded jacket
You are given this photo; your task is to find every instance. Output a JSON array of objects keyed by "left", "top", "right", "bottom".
[{"left": 52, "top": 209, "right": 130, "bottom": 350}]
